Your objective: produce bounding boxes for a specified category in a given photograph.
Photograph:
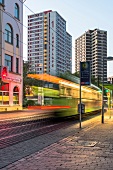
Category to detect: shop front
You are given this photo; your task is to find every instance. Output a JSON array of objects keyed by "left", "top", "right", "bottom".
[{"left": 0, "top": 66, "right": 22, "bottom": 111}]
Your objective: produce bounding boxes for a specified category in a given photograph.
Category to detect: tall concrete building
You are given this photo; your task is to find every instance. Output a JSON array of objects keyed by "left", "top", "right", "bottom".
[
  {"left": 28, "top": 10, "right": 72, "bottom": 76},
  {"left": 75, "top": 29, "right": 107, "bottom": 82},
  {"left": 0, "top": 0, "right": 23, "bottom": 111}
]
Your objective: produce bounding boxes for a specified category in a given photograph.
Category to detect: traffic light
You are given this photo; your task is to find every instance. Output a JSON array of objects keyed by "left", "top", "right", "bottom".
[
  {"left": 104, "top": 89, "right": 110, "bottom": 93},
  {"left": 104, "top": 89, "right": 111, "bottom": 98}
]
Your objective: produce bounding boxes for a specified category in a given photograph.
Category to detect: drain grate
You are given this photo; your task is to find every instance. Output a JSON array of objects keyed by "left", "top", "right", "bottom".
[{"left": 75, "top": 140, "right": 97, "bottom": 147}]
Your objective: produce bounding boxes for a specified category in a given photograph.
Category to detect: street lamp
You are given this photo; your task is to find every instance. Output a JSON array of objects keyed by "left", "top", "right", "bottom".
[
  {"left": 102, "top": 56, "right": 113, "bottom": 123},
  {"left": 107, "top": 56, "right": 113, "bottom": 110},
  {"left": 101, "top": 57, "right": 104, "bottom": 123}
]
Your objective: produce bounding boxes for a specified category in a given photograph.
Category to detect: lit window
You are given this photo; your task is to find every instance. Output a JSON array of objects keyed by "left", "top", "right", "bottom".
[
  {"left": 5, "top": 24, "right": 13, "bottom": 44},
  {"left": 5, "top": 54, "right": 12, "bottom": 72},
  {"left": 15, "top": 3, "right": 19, "bottom": 19},
  {"left": 16, "top": 34, "right": 19, "bottom": 47}
]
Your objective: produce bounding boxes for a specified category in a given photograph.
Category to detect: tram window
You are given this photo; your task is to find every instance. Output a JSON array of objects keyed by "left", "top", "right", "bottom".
[
  {"left": 49, "top": 83, "right": 53, "bottom": 88},
  {"left": 67, "top": 88, "right": 71, "bottom": 96},
  {"left": 60, "top": 87, "right": 64, "bottom": 95}
]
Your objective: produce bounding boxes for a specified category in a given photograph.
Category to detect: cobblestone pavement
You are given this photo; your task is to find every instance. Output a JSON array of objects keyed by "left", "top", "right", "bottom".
[{"left": 1, "top": 110, "right": 113, "bottom": 170}]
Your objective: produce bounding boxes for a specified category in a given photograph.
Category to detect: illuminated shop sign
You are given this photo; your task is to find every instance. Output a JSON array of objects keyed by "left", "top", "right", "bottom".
[
  {"left": 1, "top": 66, "right": 21, "bottom": 83},
  {"left": 1, "top": 66, "right": 8, "bottom": 79},
  {"left": 3, "top": 76, "right": 21, "bottom": 83}
]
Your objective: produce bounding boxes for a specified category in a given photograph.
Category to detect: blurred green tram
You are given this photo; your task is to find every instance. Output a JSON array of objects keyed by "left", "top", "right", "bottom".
[{"left": 26, "top": 74, "right": 102, "bottom": 117}]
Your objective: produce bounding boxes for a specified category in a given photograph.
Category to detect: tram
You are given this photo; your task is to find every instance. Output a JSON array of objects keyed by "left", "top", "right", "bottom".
[{"left": 26, "top": 74, "right": 102, "bottom": 117}]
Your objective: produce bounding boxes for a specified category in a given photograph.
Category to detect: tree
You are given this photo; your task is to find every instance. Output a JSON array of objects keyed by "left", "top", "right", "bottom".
[
  {"left": 23, "top": 61, "right": 30, "bottom": 102},
  {"left": 58, "top": 72, "right": 71, "bottom": 80},
  {"left": 59, "top": 71, "right": 101, "bottom": 88},
  {"left": 72, "top": 71, "right": 80, "bottom": 78},
  {"left": 23, "top": 61, "right": 44, "bottom": 106}
]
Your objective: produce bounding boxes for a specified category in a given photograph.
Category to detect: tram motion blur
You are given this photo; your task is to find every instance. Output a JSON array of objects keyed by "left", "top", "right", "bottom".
[{"left": 26, "top": 74, "right": 102, "bottom": 118}]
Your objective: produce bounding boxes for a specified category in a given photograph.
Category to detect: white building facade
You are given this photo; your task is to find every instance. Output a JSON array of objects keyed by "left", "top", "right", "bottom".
[
  {"left": 28, "top": 10, "right": 72, "bottom": 76},
  {"left": 0, "top": 0, "right": 23, "bottom": 111},
  {"left": 75, "top": 29, "right": 107, "bottom": 82}
]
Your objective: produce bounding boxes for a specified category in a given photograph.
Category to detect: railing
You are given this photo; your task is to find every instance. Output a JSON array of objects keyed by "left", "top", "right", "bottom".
[
  {"left": 0, "top": 91, "right": 9, "bottom": 105},
  {"left": 0, "top": 91, "right": 19, "bottom": 105}
]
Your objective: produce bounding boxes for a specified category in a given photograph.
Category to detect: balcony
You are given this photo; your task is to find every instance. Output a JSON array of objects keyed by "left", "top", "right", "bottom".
[
  {"left": 44, "top": 37, "right": 47, "bottom": 41},
  {"left": 44, "top": 30, "right": 47, "bottom": 33},
  {"left": 44, "top": 49, "right": 47, "bottom": 52},
  {"left": 44, "top": 41, "right": 47, "bottom": 44},
  {"left": 44, "top": 52, "right": 47, "bottom": 56}
]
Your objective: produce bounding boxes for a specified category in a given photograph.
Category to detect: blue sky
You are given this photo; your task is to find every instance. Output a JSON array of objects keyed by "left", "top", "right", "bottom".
[{"left": 23, "top": 0, "right": 113, "bottom": 76}]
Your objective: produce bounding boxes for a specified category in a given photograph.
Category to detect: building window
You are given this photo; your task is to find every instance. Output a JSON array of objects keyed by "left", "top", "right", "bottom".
[
  {"left": 16, "top": 34, "right": 19, "bottom": 47},
  {"left": 0, "top": 0, "right": 4, "bottom": 4},
  {"left": 0, "top": 86, "right": 9, "bottom": 105},
  {"left": 15, "top": 3, "right": 19, "bottom": 19},
  {"left": 5, "top": 54, "right": 12, "bottom": 72},
  {"left": 13, "top": 86, "right": 19, "bottom": 105},
  {"left": 5, "top": 24, "right": 13, "bottom": 44},
  {"left": 16, "top": 58, "right": 19, "bottom": 73}
]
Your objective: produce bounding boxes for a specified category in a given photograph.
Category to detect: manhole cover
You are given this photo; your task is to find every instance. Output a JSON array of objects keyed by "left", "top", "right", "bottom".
[{"left": 75, "top": 140, "right": 97, "bottom": 147}]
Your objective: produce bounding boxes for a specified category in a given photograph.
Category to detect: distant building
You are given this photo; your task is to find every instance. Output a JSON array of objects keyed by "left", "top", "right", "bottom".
[
  {"left": 27, "top": 10, "right": 72, "bottom": 76},
  {"left": 0, "top": 0, "right": 23, "bottom": 111},
  {"left": 75, "top": 29, "right": 107, "bottom": 82},
  {"left": 107, "top": 56, "right": 113, "bottom": 77},
  {"left": 107, "top": 76, "right": 113, "bottom": 84}
]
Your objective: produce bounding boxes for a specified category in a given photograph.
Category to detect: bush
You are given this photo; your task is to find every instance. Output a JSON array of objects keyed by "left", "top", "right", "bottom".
[
  {"left": 23, "top": 98, "right": 28, "bottom": 107},
  {"left": 27, "top": 100, "right": 35, "bottom": 106},
  {"left": 23, "top": 98, "right": 42, "bottom": 107}
]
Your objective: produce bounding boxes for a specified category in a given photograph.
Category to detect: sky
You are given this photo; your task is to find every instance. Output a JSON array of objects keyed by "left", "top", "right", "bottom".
[{"left": 23, "top": 0, "right": 113, "bottom": 77}]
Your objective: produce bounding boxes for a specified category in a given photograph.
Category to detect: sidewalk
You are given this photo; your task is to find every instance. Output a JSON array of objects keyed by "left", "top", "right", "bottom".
[{"left": 1, "top": 109, "right": 113, "bottom": 170}]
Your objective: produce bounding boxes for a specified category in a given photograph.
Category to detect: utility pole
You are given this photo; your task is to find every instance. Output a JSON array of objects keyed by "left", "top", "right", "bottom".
[
  {"left": 101, "top": 57, "right": 104, "bottom": 123},
  {"left": 79, "top": 72, "right": 82, "bottom": 128}
]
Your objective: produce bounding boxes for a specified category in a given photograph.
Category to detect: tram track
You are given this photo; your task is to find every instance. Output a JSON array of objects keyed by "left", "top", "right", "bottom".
[
  {"left": 0, "top": 111, "right": 100, "bottom": 150},
  {"left": 0, "top": 118, "right": 75, "bottom": 149}
]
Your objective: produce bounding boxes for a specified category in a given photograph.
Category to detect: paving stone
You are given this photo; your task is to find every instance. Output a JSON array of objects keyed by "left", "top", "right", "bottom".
[{"left": 1, "top": 111, "right": 113, "bottom": 169}]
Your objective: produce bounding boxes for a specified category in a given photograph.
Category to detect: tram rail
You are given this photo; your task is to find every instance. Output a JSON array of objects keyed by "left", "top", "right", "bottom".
[{"left": 0, "top": 110, "right": 100, "bottom": 149}]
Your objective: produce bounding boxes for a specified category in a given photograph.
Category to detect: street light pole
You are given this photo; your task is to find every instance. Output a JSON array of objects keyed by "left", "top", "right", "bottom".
[
  {"left": 101, "top": 57, "right": 104, "bottom": 123},
  {"left": 107, "top": 55, "right": 113, "bottom": 112},
  {"left": 101, "top": 55, "right": 113, "bottom": 120}
]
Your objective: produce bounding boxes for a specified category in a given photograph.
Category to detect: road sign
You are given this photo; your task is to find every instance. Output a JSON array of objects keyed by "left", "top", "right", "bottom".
[
  {"left": 78, "top": 103, "right": 85, "bottom": 114},
  {"left": 80, "top": 61, "right": 91, "bottom": 86}
]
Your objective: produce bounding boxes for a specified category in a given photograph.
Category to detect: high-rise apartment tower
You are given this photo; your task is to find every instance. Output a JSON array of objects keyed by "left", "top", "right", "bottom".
[
  {"left": 75, "top": 29, "right": 107, "bottom": 82},
  {"left": 28, "top": 10, "right": 72, "bottom": 76}
]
